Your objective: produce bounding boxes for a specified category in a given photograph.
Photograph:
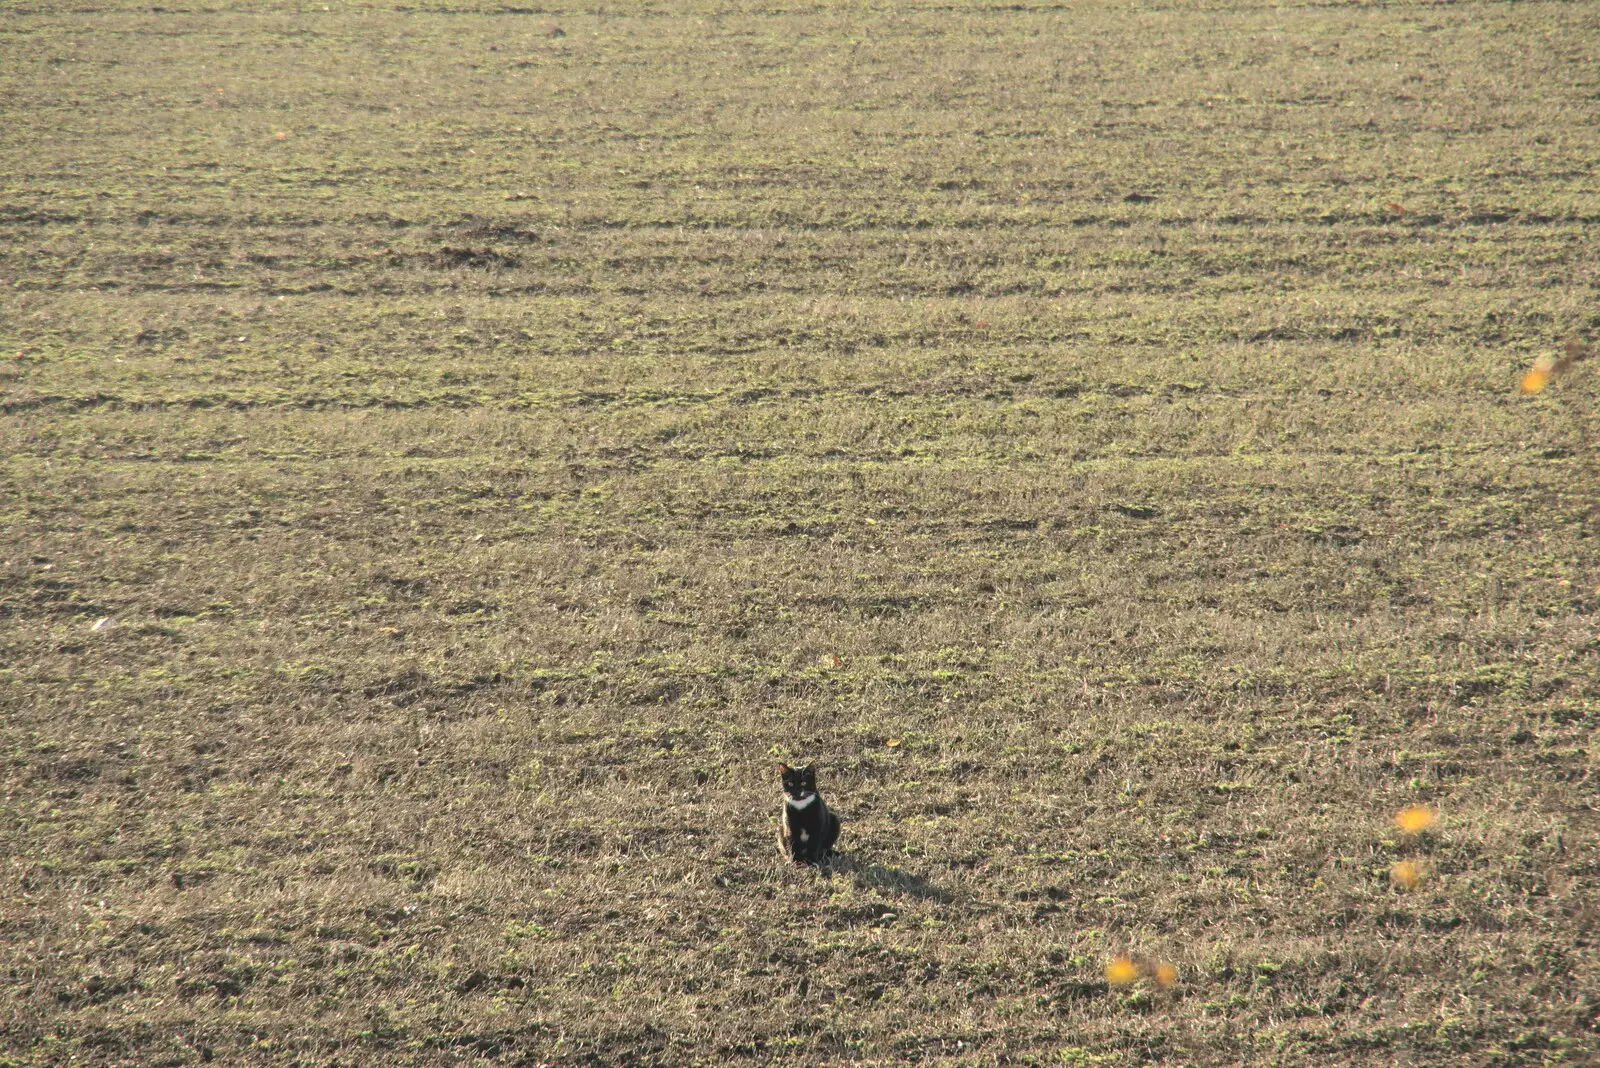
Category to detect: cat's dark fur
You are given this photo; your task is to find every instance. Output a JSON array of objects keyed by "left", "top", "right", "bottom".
[{"left": 778, "top": 763, "right": 841, "bottom": 865}]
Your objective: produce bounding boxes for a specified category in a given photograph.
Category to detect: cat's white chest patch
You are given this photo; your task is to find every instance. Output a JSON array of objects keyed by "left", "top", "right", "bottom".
[
  {"left": 799, "top": 829, "right": 810, "bottom": 842},
  {"left": 786, "top": 793, "right": 818, "bottom": 810}
]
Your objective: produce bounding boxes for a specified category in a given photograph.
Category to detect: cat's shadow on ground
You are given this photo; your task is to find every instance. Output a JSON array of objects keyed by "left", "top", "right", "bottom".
[{"left": 823, "top": 853, "right": 956, "bottom": 903}]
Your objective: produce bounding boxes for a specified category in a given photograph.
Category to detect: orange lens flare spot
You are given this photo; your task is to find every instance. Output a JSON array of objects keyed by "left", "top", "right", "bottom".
[
  {"left": 1390, "top": 860, "right": 1425, "bottom": 889},
  {"left": 1395, "top": 805, "right": 1436, "bottom": 834},
  {"left": 1105, "top": 957, "right": 1139, "bottom": 987}
]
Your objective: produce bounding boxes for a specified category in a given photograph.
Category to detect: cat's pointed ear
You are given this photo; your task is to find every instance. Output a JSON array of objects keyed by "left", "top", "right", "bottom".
[{"left": 777, "top": 762, "right": 789, "bottom": 773}]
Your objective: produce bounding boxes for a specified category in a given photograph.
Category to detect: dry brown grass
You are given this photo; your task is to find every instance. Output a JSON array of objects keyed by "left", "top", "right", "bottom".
[{"left": 2, "top": 1, "right": 1598, "bottom": 1064}]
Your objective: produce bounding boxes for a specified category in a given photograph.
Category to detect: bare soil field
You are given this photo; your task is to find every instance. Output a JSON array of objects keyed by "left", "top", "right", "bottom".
[{"left": 2, "top": 1, "right": 1598, "bottom": 1064}]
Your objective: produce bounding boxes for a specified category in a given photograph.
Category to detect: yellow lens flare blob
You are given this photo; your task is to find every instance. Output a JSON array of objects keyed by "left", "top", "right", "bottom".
[
  {"left": 1105, "top": 957, "right": 1140, "bottom": 987},
  {"left": 1520, "top": 338, "right": 1595, "bottom": 394},
  {"left": 1153, "top": 962, "right": 1178, "bottom": 989},
  {"left": 1390, "top": 860, "right": 1425, "bottom": 890},
  {"left": 1520, "top": 356, "right": 1556, "bottom": 395},
  {"left": 1395, "top": 805, "right": 1436, "bottom": 835}
]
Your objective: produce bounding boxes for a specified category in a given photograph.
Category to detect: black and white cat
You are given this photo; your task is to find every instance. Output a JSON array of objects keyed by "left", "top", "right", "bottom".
[{"left": 778, "top": 763, "right": 841, "bottom": 865}]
